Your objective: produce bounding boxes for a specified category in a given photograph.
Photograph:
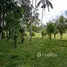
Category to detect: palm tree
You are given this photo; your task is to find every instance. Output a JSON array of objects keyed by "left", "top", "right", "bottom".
[
  {"left": 36, "top": 0, "right": 53, "bottom": 38},
  {"left": 57, "top": 16, "right": 65, "bottom": 39},
  {"left": 46, "top": 22, "right": 55, "bottom": 40}
]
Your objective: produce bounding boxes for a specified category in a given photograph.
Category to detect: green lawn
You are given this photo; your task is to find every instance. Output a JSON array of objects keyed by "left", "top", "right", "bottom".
[{"left": 0, "top": 37, "right": 67, "bottom": 67}]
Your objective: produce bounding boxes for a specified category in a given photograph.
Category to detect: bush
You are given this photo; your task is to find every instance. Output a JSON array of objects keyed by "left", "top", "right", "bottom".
[
  {"left": 24, "top": 32, "right": 27, "bottom": 37},
  {"left": 19, "top": 28, "right": 24, "bottom": 34},
  {"left": 2, "top": 31, "right": 6, "bottom": 39},
  {"left": 29, "top": 32, "right": 35, "bottom": 37},
  {"left": 32, "top": 32, "right": 35, "bottom": 37},
  {"left": 41, "top": 30, "right": 47, "bottom": 36}
]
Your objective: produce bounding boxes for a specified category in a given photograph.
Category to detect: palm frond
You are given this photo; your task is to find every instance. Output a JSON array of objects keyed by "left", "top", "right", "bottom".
[
  {"left": 48, "top": 1, "right": 53, "bottom": 9},
  {"left": 46, "top": 0, "right": 53, "bottom": 11},
  {"left": 46, "top": 0, "right": 50, "bottom": 11},
  {"left": 36, "top": 0, "right": 41, "bottom": 8}
]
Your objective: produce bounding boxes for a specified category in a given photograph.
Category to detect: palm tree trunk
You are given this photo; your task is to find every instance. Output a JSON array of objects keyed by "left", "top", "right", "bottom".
[
  {"left": 60, "top": 33, "right": 63, "bottom": 39},
  {"left": 50, "top": 34, "right": 51, "bottom": 40},
  {"left": 30, "top": 22, "right": 32, "bottom": 41},
  {"left": 2, "top": 11, "right": 5, "bottom": 27},
  {"left": 8, "top": 30, "right": 11, "bottom": 40},
  {"left": 30, "top": 0, "right": 33, "bottom": 41},
  {"left": 41, "top": 9, "right": 43, "bottom": 38},
  {"left": 0, "top": 10, "right": 2, "bottom": 40},
  {"left": 0, "top": 10, "right": 1, "bottom": 27},
  {"left": 6, "top": 30, "right": 11, "bottom": 41},
  {"left": 41, "top": 8, "right": 43, "bottom": 27},
  {"left": 54, "top": 34, "right": 56, "bottom": 39},
  {"left": 1, "top": 2, "right": 5, "bottom": 28}
]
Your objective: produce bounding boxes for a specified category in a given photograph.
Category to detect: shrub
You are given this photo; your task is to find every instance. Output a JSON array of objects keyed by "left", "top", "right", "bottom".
[
  {"left": 19, "top": 28, "right": 24, "bottom": 34},
  {"left": 32, "top": 32, "right": 35, "bottom": 37}
]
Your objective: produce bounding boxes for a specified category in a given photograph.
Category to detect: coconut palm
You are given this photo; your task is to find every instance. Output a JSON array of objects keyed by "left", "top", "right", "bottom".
[{"left": 36, "top": 0, "right": 53, "bottom": 37}]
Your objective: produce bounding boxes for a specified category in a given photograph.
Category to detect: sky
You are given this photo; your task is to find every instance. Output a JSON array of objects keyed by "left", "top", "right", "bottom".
[{"left": 31, "top": 0, "right": 67, "bottom": 24}]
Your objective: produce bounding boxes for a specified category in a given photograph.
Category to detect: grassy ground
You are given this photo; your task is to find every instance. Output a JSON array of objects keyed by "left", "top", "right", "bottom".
[{"left": 0, "top": 34, "right": 67, "bottom": 67}]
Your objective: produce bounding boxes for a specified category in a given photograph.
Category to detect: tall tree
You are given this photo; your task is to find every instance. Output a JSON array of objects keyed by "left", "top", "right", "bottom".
[
  {"left": 0, "top": 0, "right": 17, "bottom": 39},
  {"left": 21, "top": 0, "right": 33, "bottom": 41}
]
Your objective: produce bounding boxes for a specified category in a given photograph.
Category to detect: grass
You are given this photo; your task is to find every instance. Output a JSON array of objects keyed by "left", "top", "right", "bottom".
[{"left": 0, "top": 35, "right": 67, "bottom": 67}]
